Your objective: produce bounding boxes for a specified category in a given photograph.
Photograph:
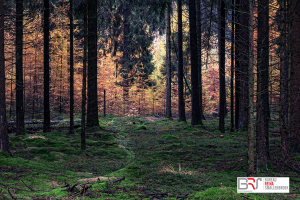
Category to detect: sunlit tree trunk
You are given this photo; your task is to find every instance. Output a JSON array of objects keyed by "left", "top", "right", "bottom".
[
  {"left": 178, "top": 0, "right": 186, "bottom": 122},
  {"left": 218, "top": 0, "right": 225, "bottom": 132},
  {"left": 87, "top": 0, "right": 98, "bottom": 127},
  {"left": 43, "top": 0, "right": 51, "bottom": 132},
  {"left": 166, "top": 2, "right": 172, "bottom": 118},
  {"left": 0, "top": 0, "right": 9, "bottom": 152},
  {"left": 256, "top": 0, "right": 270, "bottom": 172},
  {"left": 16, "top": 0, "right": 24, "bottom": 135}
]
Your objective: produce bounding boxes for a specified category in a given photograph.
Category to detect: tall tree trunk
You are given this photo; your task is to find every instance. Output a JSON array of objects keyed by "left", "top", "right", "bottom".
[
  {"left": 87, "top": 0, "right": 98, "bottom": 127},
  {"left": 43, "top": 0, "right": 50, "bottom": 132},
  {"left": 289, "top": 0, "right": 300, "bottom": 152},
  {"left": 0, "top": 0, "right": 9, "bottom": 152},
  {"left": 239, "top": 0, "right": 249, "bottom": 131},
  {"left": 69, "top": 0, "right": 74, "bottom": 134},
  {"left": 230, "top": 0, "right": 235, "bottom": 132},
  {"left": 166, "top": 3, "right": 172, "bottom": 118},
  {"left": 122, "top": 3, "right": 129, "bottom": 116},
  {"left": 196, "top": 0, "right": 204, "bottom": 122},
  {"left": 256, "top": 0, "right": 270, "bottom": 172},
  {"left": 189, "top": 0, "right": 201, "bottom": 125},
  {"left": 248, "top": 0, "right": 254, "bottom": 177},
  {"left": 178, "top": 0, "right": 186, "bottom": 122},
  {"left": 81, "top": 0, "right": 87, "bottom": 150},
  {"left": 16, "top": 0, "right": 24, "bottom": 135},
  {"left": 279, "top": 0, "right": 288, "bottom": 159},
  {"left": 235, "top": 0, "right": 240, "bottom": 130},
  {"left": 218, "top": 0, "right": 225, "bottom": 133}
]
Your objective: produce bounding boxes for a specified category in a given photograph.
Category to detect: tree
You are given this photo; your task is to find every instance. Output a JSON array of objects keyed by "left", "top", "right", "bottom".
[
  {"left": 248, "top": 0, "right": 254, "bottom": 177},
  {"left": 218, "top": 0, "right": 225, "bottom": 133},
  {"left": 16, "top": 0, "right": 24, "bottom": 135},
  {"left": 87, "top": 0, "right": 98, "bottom": 127},
  {"left": 256, "top": 0, "right": 270, "bottom": 172},
  {"left": 238, "top": 0, "right": 249, "bottom": 131},
  {"left": 189, "top": 0, "right": 201, "bottom": 125},
  {"left": 196, "top": 0, "right": 204, "bottom": 121},
  {"left": 165, "top": 2, "right": 172, "bottom": 118},
  {"left": 230, "top": 0, "right": 234, "bottom": 132},
  {"left": 43, "top": 0, "right": 50, "bottom": 132},
  {"left": 69, "top": 0, "right": 74, "bottom": 134},
  {"left": 81, "top": 0, "right": 87, "bottom": 150},
  {"left": 0, "top": 0, "right": 9, "bottom": 152},
  {"left": 235, "top": 0, "right": 240, "bottom": 130},
  {"left": 178, "top": 0, "right": 186, "bottom": 122},
  {"left": 289, "top": 0, "right": 300, "bottom": 152}
]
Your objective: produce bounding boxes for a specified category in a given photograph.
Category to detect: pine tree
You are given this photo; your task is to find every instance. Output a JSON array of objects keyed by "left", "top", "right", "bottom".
[
  {"left": 0, "top": 0, "right": 9, "bottom": 152},
  {"left": 166, "top": 2, "right": 172, "bottom": 118},
  {"left": 69, "top": 0, "right": 74, "bottom": 134},
  {"left": 16, "top": 0, "right": 24, "bottom": 135}
]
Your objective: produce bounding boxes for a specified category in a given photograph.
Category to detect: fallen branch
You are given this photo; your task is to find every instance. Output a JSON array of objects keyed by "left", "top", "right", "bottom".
[
  {"left": 111, "top": 176, "right": 125, "bottom": 184},
  {"left": 7, "top": 188, "right": 17, "bottom": 200},
  {"left": 20, "top": 179, "right": 36, "bottom": 192}
]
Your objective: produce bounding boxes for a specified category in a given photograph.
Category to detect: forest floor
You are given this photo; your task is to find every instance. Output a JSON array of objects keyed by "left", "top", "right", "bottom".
[{"left": 1, "top": 114, "right": 300, "bottom": 199}]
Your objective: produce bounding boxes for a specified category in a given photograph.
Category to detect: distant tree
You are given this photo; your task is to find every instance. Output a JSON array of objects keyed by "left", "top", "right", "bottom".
[
  {"left": 289, "top": 0, "right": 300, "bottom": 152},
  {"left": 166, "top": 2, "right": 172, "bottom": 118},
  {"left": 0, "top": 0, "right": 9, "bottom": 152},
  {"left": 218, "top": 0, "right": 225, "bottom": 133},
  {"left": 16, "top": 0, "right": 24, "bottom": 135},
  {"left": 178, "top": 0, "right": 186, "bottom": 122},
  {"left": 189, "top": 0, "right": 201, "bottom": 125},
  {"left": 69, "top": 0, "right": 74, "bottom": 134},
  {"left": 122, "top": 2, "right": 129, "bottom": 115},
  {"left": 43, "top": 0, "right": 51, "bottom": 132},
  {"left": 81, "top": 0, "right": 87, "bottom": 150},
  {"left": 256, "top": 0, "right": 270, "bottom": 172},
  {"left": 87, "top": 0, "right": 98, "bottom": 127}
]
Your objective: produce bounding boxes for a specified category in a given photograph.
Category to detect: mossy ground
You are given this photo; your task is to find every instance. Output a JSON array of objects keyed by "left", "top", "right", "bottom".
[{"left": 1, "top": 114, "right": 299, "bottom": 199}]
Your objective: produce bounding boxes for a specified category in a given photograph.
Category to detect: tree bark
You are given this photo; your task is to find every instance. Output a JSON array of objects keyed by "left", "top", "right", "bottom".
[
  {"left": 0, "top": 0, "right": 9, "bottom": 152},
  {"left": 239, "top": 0, "right": 249, "bottom": 131},
  {"left": 69, "top": 0, "right": 74, "bottom": 134},
  {"left": 87, "top": 0, "right": 98, "bottom": 127},
  {"left": 256, "top": 0, "right": 270, "bottom": 172},
  {"left": 81, "top": 0, "right": 87, "bottom": 150},
  {"left": 235, "top": 0, "right": 240, "bottom": 131},
  {"left": 16, "top": 0, "right": 24, "bottom": 135},
  {"left": 289, "top": 0, "right": 300, "bottom": 152},
  {"left": 248, "top": 0, "right": 254, "bottom": 177},
  {"left": 189, "top": 0, "right": 201, "bottom": 125},
  {"left": 178, "top": 0, "right": 186, "bottom": 122},
  {"left": 218, "top": 0, "right": 225, "bottom": 133},
  {"left": 230, "top": 0, "right": 235, "bottom": 132},
  {"left": 166, "top": 3, "right": 172, "bottom": 118},
  {"left": 196, "top": 0, "right": 204, "bottom": 122},
  {"left": 43, "top": 0, "right": 50, "bottom": 132},
  {"left": 122, "top": 3, "right": 129, "bottom": 116}
]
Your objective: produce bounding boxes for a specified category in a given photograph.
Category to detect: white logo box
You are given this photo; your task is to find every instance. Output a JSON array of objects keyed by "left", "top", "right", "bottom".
[{"left": 237, "top": 177, "right": 289, "bottom": 193}]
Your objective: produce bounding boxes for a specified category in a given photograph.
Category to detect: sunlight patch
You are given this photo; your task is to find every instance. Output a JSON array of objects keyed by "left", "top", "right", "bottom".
[{"left": 159, "top": 163, "right": 199, "bottom": 175}]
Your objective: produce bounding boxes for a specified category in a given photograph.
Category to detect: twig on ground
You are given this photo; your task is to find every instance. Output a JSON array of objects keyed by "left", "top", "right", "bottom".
[
  {"left": 7, "top": 188, "right": 17, "bottom": 200},
  {"left": 111, "top": 176, "right": 125, "bottom": 184},
  {"left": 20, "top": 179, "right": 36, "bottom": 192}
]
